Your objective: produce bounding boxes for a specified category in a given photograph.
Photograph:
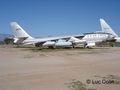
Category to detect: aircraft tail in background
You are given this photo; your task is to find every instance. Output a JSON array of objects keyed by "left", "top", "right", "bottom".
[{"left": 100, "top": 18, "right": 118, "bottom": 37}]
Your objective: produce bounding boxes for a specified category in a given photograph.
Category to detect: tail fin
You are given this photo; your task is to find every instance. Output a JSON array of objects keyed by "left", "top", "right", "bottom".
[
  {"left": 100, "top": 18, "right": 118, "bottom": 37},
  {"left": 10, "top": 22, "right": 33, "bottom": 39}
]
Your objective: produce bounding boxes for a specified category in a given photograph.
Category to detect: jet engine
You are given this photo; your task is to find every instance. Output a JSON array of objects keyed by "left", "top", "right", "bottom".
[
  {"left": 115, "top": 37, "right": 120, "bottom": 42},
  {"left": 69, "top": 37, "right": 86, "bottom": 45},
  {"left": 13, "top": 38, "right": 19, "bottom": 43},
  {"left": 85, "top": 42, "right": 95, "bottom": 48},
  {"left": 42, "top": 41, "right": 55, "bottom": 47},
  {"left": 55, "top": 39, "right": 72, "bottom": 47}
]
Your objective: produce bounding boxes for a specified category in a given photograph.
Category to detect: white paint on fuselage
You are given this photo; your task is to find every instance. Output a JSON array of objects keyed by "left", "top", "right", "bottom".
[{"left": 82, "top": 33, "right": 109, "bottom": 42}]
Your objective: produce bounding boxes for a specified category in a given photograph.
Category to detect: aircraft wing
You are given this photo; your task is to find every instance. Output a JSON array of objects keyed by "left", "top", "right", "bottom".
[{"left": 24, "top": 34, "right": 84, "bottom": 45}]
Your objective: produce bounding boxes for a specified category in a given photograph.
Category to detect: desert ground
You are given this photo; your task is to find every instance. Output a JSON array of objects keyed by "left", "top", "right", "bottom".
[{"left": 0, "top": 45, "right": 120, "bottom": 90}]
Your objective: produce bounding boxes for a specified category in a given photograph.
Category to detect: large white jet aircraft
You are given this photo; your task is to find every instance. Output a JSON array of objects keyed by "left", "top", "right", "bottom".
[
  {"left": 10, "top": 22, "right": 114, "bottom": 48},
  {"left": 100, "top": 18, "right": 120, "bottom": 42}
]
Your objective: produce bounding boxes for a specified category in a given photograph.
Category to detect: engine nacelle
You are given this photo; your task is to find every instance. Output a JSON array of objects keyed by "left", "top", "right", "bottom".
[
  {"left": 69, "top": 37, "right": 86, "bottom": 45},
  {"left": 86, "top": 42, "right": 95, "bottom": 48},
  {"left": 42, "top": 41, "right": 55, "bottom": 47},
  {"left": 115, "top": 37, "right": 120, "bottom": 43},
  {"left": 74, "top": 39, "right": 86, "bottom": 44},
  {"left": 55, "top": 40, "right": 72, "bottom": 47},
  {"left": 13, "top": 38, "right": 19, "bottom": 43}
]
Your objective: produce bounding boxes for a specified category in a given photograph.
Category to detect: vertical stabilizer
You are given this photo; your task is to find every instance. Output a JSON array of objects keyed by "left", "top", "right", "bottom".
[
  {"left": 100, "top": 18, "right": 118, "bottom": 37},
  {"left": 10, "top": 22, "right": 33, "bottom": 39}
]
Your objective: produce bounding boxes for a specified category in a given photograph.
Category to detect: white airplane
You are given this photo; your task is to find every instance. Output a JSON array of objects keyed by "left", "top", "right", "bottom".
[
  {"left": 100, "top": 18, "right": 120, "bottom": 42},
  {"left": 10, "top": 22, "right": 114, "bottom": 48}
]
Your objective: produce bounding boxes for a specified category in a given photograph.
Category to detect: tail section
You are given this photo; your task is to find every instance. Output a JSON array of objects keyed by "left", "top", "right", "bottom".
[
  {"left": 100, "top": 18, "right": 118, "bottom": 37},
  {"left": 10, "top": 22, "right": 33, "bottom": 39}
]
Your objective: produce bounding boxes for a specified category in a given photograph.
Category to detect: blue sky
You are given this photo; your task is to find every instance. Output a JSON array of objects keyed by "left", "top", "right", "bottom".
[{"left": 0, "top": 0, "right": 120, "bottom": 37}]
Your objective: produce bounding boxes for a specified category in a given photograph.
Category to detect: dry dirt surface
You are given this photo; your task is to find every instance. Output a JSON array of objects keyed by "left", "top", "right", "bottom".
[{"left": 0, "top": 45, "right": 120, "bottom": 90}]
